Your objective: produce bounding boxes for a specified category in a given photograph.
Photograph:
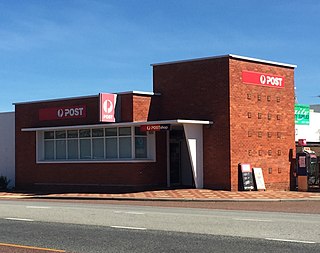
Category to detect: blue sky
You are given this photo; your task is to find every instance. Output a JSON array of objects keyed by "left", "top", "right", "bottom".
[{"left": 0, "top": 0, "right": 320, "bottom": 112}]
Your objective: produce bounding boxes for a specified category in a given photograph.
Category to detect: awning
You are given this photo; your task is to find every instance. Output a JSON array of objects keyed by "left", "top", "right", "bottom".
[{"left": 21, "top": 119, "right": 212, "bottom": 132}]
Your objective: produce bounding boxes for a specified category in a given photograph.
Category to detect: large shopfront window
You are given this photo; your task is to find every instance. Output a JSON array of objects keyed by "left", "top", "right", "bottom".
[{"left": 38, "top": 126, "right": 154, "bottom": 162}]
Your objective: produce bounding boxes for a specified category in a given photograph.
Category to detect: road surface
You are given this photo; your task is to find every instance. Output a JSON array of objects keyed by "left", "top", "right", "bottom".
[{"left": 0, "top": 199, "right": 319, "bottom": 252}]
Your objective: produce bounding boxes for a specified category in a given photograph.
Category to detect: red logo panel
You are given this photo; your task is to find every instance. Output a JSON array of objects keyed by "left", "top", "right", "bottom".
[
  {"left": 242, "top": 71, "right": 285, "bottom": 88},
  {"left": 39, "top": 105, "right": 87, "bottom": 121},
  {"left": 100, "top": 93, "right": 117, "bottom": 122}
]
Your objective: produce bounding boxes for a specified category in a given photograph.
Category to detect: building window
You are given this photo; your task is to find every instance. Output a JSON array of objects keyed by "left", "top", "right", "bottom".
[{"left": 39, "top": 126, "right": 154, "bottom": 162}]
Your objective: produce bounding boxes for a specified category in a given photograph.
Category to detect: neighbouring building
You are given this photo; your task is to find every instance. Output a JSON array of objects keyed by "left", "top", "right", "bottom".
[{"left": 0, "top": 112, "right": 15, "bottom": 188}]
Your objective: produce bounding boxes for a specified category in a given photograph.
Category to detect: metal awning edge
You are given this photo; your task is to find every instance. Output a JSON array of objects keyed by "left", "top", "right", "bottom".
[{"left": 21, "top": 119, "right": 213, "bottom": 132}]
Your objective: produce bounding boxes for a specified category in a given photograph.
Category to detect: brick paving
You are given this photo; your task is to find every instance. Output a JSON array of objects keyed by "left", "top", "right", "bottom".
[{"left": 1, "top": 189, "right": 320, "bottom": 201}]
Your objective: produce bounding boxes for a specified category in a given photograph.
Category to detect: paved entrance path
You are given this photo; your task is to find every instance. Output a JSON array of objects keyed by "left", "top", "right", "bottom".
[{"left": 1, "top": 189, "right": 320, "bottom": 201}]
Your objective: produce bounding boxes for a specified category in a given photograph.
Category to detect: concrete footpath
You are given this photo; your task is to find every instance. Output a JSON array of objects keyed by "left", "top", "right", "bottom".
[{"left": 1, "top": 189, "right": 320, "bottom": 202}]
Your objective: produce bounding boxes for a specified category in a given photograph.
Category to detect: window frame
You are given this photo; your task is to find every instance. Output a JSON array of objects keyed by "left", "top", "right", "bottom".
[{"left": 37, "top": 126, "right": 156, "bottom": 163}]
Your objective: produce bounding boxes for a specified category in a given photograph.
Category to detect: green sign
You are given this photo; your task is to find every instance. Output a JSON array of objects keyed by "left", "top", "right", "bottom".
[{"left": 295, "top": 104, "right": 310, "bottom": 125}]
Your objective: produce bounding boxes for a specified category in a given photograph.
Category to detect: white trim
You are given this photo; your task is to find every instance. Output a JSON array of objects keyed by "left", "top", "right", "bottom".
[
  {"left": 37, "top": 159, "right": 156, "bottom": 164},
  {"left": 229, "top": 54, "right": 297, "bottom": 68},
  {"left": 116, "top": 90, "right": 161, "bottom": 96},
  {"left": 166, "top": 131, "right": 170, "bottom": 187},
  {"left": 22, "top": 119, "right": 213, "bottom": 132},
  {"left": 151, "top": 54, "right": 297, "bottom": 68},
  {"left": 183, "top": 124, "right": 204, "bottom": 189},
  {"left": 13, "top": 94, "right": 99, "bottom": 106},
  {"left": 13, "top": 91, "right": 161, "bottom": 106}
]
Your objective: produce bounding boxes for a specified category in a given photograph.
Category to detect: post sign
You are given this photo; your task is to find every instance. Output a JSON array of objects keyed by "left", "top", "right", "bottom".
[
  {"left": 298, "top": 139, "right": 307, "bottom": 146},
  {"left": 253, "top": 168, "right": 266, "bottom": 191},
  {"left": 100, "top": 93, "right": 117, "bottom": 122},
  {"left": 39, "top": 105, "right": 87, "bottom": 121},
  {"left": 295, "top": 104, "right": 310, "bottom": 125},
  {"left": 240, "top": 163, "right": 254, "bottom": 191},
  {"left": 140, "top": 124, "right": 170, "bottom": 132},
  {"left": 242, "top": 71, "right": 284, "bottom": 88}
]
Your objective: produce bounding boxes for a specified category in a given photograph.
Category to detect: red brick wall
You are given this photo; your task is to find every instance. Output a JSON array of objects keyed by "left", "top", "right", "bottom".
[
  {"left": 153, "top": 58, "right": 232, "bottom": 190},
  {"left": 15, "top": 96, "right": 167, "bottom": 191},
  {"left": 229, "top": 58, "right": 295, "bottom": 191},
  {"left": 132, "top": 95, "right": 151, "bottom": 122}
]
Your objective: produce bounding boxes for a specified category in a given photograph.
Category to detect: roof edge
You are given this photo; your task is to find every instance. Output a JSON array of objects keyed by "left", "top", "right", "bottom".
[
  {"left": 13, "top": 94, "right": 99, "bottom": 106},
  {"left": 151, "top": 54, "right": 297, "bottom": 68},
  {"left": 229, "top": 54, "right": 297, "bottom": 68}
]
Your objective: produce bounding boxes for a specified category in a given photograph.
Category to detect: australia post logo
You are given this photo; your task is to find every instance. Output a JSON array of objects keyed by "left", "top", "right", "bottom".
[
  {"left": 100, "top": 93, "right": 117, "bottom": 122},
  {"left": 242, "top": 71, "right": 285, "bottom": 88},
  {"left": 39, "top": 105, "right": 87, "bottom": 121}
]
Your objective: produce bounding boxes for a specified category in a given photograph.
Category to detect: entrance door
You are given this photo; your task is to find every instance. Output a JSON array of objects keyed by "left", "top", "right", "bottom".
[
  {"left": 169, "top": 129, "right": 194, "bottom": 187},
  {"left": 170, "top": 142, "right": 181, "bottom": 185}
]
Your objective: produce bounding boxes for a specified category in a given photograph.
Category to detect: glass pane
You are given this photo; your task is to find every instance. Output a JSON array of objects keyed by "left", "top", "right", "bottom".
[
  {"left": 119, "top": 127, "right": 131, "bottom": 136},
  {"left": 44, "top": 141, "right": 54, "bottom": 160},
  {"left": 80, "top": 139, "right": 91, "bottom": 159},
  {"left": 105, "top": 128, "right": 117, "bottom": 137},
  {"left": 67, "top": 130, "right": 78, "bottom": 138},
  {"left": 55, "top": 131, "right": 66, "bottom": 139},
  {"left": 56, "top": 140, "right": 66, "bottom": 159},
  {"left": 67, "top": 139, "right": 78, "bottom": 159},
  {"left": 135, "top": 127, "right": 147, "bottom": 136},
  {"left": 44, "top": 131, "right": 54, "bottom": 140},
  {"left": 79, "top": 129, "right": 91, "bottom": 138},
  {"left": 119, "top": 137, "right": 131, "bottom": 158},
  {"left": 92, "top": 128, "right": 104, "bottom": 137},
  {"left": 135, "top": 137, "right": 147, "bottom": 158},
  {"left": 106, "top": 138, "right": 118, "bottom": 159},
  {"left": 92, "top": 138, "right": 104, "bottom": 159}
]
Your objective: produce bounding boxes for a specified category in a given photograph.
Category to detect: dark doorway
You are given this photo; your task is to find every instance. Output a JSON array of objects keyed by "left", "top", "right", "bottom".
[{"left": 169, "top": 129, "right": 194, "bottom": 187}]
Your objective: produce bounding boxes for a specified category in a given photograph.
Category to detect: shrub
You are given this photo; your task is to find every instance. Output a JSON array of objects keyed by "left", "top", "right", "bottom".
[{"left": 0, "top": 175, "right": 10, "bottom": 191}]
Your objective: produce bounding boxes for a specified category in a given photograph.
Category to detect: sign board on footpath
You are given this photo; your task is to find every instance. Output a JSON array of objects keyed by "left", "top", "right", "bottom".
[
  {"left": 240, "top": 163, "right": 255, "bottom": 191},
  {"left": 253, "top": 168, "right": 266, "bottom": 191}
]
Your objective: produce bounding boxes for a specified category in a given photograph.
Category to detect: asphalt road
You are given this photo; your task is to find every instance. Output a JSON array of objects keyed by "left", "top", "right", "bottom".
[{"left": 0, "top": 199, "right": 319, "bottom": 252}]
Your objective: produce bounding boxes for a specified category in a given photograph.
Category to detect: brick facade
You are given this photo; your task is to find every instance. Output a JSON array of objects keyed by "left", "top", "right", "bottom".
[{"left": 153, "top": 55, "right": 295, "bottom": 190}]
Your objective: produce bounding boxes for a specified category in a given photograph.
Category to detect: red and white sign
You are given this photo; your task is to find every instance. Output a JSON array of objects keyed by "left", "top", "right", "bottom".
[
  {"left": 298, "top": 139, "right": 307, "bottom": 146},
  {"left": 242, "top": 71, "right": 285, "bottom": 88},
  {"left": 39, "top": 105, "right": 87, "bottom": 121},
  {"left": 100, "top": 93, "right": 117, "bottom": 122},
  {"left": 140, "top": 124, "right": 170, "bottom": 132},
  {"left": 241, "top": 163, "right": 251, "bottom": 173}
]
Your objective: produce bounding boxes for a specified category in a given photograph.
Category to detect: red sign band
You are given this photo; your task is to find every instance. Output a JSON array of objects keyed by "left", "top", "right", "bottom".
[
  {"left": 39, "top": 105, "right": 87, "bottom": 121},
  {"left": 242, "top": 71, "right": 285, "bottom": 88},
  {"left": 140, "top": 124, "right": 170, "bottom": 132}
]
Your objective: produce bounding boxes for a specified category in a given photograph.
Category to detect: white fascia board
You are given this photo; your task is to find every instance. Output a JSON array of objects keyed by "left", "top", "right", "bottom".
[
  {"left": 21, "top": 119, "right": 213, "bottom": 132},
  {"left": 13, "top": 94, "right": 99, "bottom": 106},
  {"left": 229, "top": 54, "right": 297, "bottom": 68},
  {"left": 116, "top": 91, "right": 161, "bottom": 96}
]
